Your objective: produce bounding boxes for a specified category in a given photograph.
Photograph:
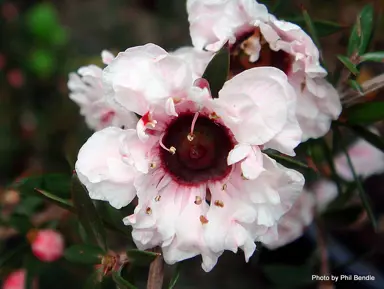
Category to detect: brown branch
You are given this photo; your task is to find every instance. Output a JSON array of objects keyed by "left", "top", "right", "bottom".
[
  {"left": 315, "top": 216, "right": 334, "bottom": 289},
  {"left": 146, "top": 247, "right": 164, "bottom": 289}
]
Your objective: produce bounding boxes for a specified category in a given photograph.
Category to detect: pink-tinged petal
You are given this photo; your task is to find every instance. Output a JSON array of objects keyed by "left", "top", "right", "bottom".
[
  {"left": 171, "top": 46, "right": 213, "bottom": 80},
  {"left": 187, "top": 0, "right": 268, "bottom": 51},
  {"left": 334, "top": 132, "right": 384, "bottom": 180},
  {"left": 136, "top": 111, "right": 158, "bottom": 142},
  {"left": 227, "top": 144, "right": 251, "bottom": 165},
  {"left": 241, "top": 146, "right": 265, "bottom": 179},
  {"left": 75, "top": 127, "right": 141, "bottom": 209},
  {"left": 243, "top": 154, "right": 305, "bottom": 226},
  {"left": 165, "top": 98, "right": 178, "bottom": 117},
  {"left": 216, "top": 67, "right": 295, "bottom": 145},
  {"left": 101, "top": 50, "right": 115, "bottom": 65}
]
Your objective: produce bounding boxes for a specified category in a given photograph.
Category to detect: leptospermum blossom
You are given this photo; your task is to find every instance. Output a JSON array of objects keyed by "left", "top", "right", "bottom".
[
  {"left": 187, "top": 0, "right": 342, "bottom": 141},
  {"left": 170, "top": 46, "right": 213, "bottom": 80},
  {"left": 75, "top": 43, "right": 305, "bottom": 271},
  {"left": 68, "top": 50, "right": 137, "bottom": 131},
  {"left": 261, "top": 130, "right": 384, "bottom": 249}
]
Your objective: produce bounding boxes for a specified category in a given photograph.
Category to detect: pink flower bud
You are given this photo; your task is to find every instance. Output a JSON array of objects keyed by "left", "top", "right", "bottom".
[
  {"left": 30, "top": 229, "right": 64, "bottom": 262},
  {"left": 2, "top": 270, "right": 37, "bottom": 289}
]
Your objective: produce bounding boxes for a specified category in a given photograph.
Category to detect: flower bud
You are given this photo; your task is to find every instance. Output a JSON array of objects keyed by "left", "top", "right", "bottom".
[
  {"left": 2, "top": 270, "right": 37, "bottom": 289},
  {"left": 29, "top": 229, "right": 64, "bottom": 262}
]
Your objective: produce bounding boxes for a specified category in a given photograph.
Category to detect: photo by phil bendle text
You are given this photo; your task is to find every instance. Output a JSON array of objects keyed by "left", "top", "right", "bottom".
[{"left": 312, "top": 275, "right": 375, "bottom": 282}]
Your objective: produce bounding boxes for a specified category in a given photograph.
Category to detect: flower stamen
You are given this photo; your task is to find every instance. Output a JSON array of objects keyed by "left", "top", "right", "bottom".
[
  {"left": 155, "top": 195, "right": 161, "bottom": 202},
  {"left": 214, "top": 200, "right": 224, "bottom": 208},
  {"left": 160, "top": 133, "right": 176, "bottom": 155},
  {"left": 187, "top": 112, "right": 199, "bottom": 141},
  {"left": 200, "top": 215, "right": 209, "bottom": 224},
  {"left": 146, "top": 207, "right": 152, "bottom": 215},
  {"left": 194, "top": 196, "right": 202, "bottom": 205}
]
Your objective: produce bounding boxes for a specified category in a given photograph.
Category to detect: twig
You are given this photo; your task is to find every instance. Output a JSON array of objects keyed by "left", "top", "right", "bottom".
[
  {"left": 315, "top": 216, "right": 334, "bottom": 289},
  {"left": 341, "top": 73, "right": 384, "bottom": 106},
  {"left": 147, "top": 247, "right": 164, "bottom": 289}
]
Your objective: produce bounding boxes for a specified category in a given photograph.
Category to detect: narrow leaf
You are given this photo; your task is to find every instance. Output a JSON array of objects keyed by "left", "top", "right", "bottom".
[
  {"left": 337, "top": 55, "right": 359, "bottom": 75},
  {"left": 202, "top": 45, "right": 229, "bottom": 98},
  {"left": 358, "top": 4, "right": 374, "bottom": 55},
  {"left": 126, "top": 249, "right": 160, "bottom": 266},
  {"left": 360, "top": 51, "right": 384, "bottom": 63},
  {"left": 265, "top": 151, "right": 309, "bottom": 170},
  {"left": 168, "top": 264, "right": 180, "bottom": 289},
  {"left": 34, "top": 189, "right": 75, "bottom": 212},
  {"left": 71, "top": 175, "right": 107, "bottom": 250},
  {"left": 112, "top": 267, "right": 137, "bottom": 289},
  {"left": 346, "top": 124, "right": 384, "bottom": 153},
  {"left": 64, "top": 244, "right": 105, "bottom": 264},
  {"left": 348, "top": 4, "right": 374, "bottom": 56},
  {"left": 301, "top": 9, "right": 321, "bottom": 52},
  {"left": 334, "top": 126, "right": 378, "bottom": 231},
  {"left": 345, "top": 102, "right": 384, "bottom": 124},
  {"left": 348, "top": 79, "right": 363, "bottom": 94},
  {"left": 286, "top": 17, "right": 346, "bottom": 37}
]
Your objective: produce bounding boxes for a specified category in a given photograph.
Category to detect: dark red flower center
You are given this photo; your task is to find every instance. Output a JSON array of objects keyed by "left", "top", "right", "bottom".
[
  {"left": 160, "top": 113, "right": 234, "bottom": 185},
  {"left": 230, "top": 28, "right": 292, "bottom": 77}
]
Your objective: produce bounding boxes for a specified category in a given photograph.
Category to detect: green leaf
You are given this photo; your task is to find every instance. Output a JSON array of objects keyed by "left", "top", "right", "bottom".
[
  {"left": 126, "top": 249, "right": 160, "bottom": 266},
  {"left": 71, "top": 175, "right": 107, "bottom": 251},
  {"left": 8, "top": 214, "right": 33, "bottom": 234},
  {"left": 265, "top": 151, "right": 309, "bottom": 170},
  {"left": 345, "top": 102, "right": 384, "bottom": 124},
  {"left": 334, "top": 126, "right": 378, "bottom": 231},
  {"left": 112, "top": 267, "right": 137, "bottom": 289},
  {"left": 15, "top": 173, "right": 71, "bottom": 199},
  {"left": 168, "top": 264, "right": 180, "bottom": 289},
  {"left": 262, "top": 264, "right": 313, "bottom": 288},
  {"left": 202, "top": 45, "right": 229, "bottom": 98},
  {"left": 64, "top": 244, "right": 105, "bottom": 264},
  {"left": 358, "top": 5, "right": 374, "bottom": 55},
  {"left": 337, "top": 55, "right": 359, "bottom": 75},
  {"left": 301, "top": 9, "right": 321, "bottom": 52},
  {"left": 345, "top": 124, "right": 384, "bottom": 153},
  {"left": 348, "top": 4, "right": 374, "bottom": 56},
  {"left": 287, "top": 17, "right": 346, "bottom": 37},
  {"left": 348, "top": 79, "right": 363, "bottom": 94},
  {"left": 360, "top": 51, "right": 384, "bottom": 63},
  {"left": 34, "top": 189, "right": 75, "bottom": 212}
]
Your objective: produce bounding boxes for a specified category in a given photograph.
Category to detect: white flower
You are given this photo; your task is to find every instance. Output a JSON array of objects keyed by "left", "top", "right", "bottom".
[
  {"left": 68, "top": 50, "right": 137, "bottom": 131},
  {"left": 187, "top": 0, "right": 342, "bottom": 141},
  {"left": 75, "top": 44, "right": 304, "bottom": 272},
  {"left": 170, "top": 46, "right": 213, "bottom": 80},
  {"left": 334, "top": 128, "right": 384, "bottom": 180},
  {"left": 261, "top": 128, "right": 384, "bottom": 249}
]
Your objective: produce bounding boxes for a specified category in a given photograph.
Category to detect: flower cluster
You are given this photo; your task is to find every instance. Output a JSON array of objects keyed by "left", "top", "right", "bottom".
[{"left": 68, "top": 0, "right": 343, "bottom": 271}]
